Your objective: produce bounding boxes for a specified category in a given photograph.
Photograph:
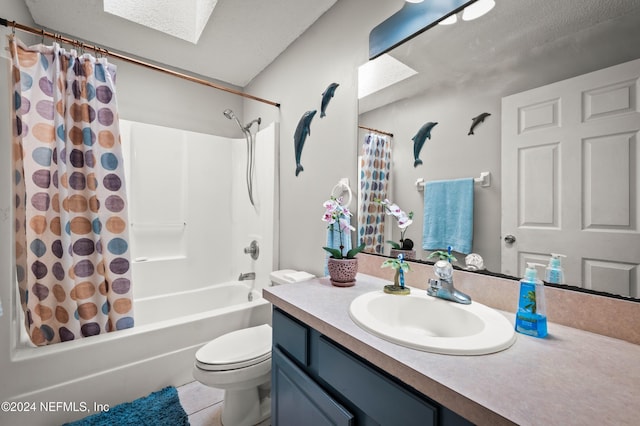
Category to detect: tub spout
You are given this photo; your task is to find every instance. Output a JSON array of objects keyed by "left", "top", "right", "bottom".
[{"left": 239, "top": 272, "right": 256, "bottom": 281}]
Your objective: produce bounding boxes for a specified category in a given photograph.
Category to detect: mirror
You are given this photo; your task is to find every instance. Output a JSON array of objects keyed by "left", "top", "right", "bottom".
[{"left": 357, "top": 0, "right": 640, "bottom": 300}]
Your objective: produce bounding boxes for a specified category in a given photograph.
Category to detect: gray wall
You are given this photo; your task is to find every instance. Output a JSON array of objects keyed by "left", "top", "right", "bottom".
[
  {"left": 2, "top": 0, "right": 35, "bottom": 30},
  {"left": 245, "top": 0, "right": 401, "bottom": 277},
  {"left": 114, "top": 60, "right": 244, "bottom": 138}
]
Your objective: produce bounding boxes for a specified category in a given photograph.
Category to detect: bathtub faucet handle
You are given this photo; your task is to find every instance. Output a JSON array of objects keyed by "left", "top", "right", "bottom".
[{"left": 244, "top": 240, "right": 259, "bottom": 260}]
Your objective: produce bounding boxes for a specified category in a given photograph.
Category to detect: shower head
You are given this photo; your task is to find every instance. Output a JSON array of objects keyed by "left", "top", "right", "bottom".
[
  {"left": 223, "top": 109, "right": 236, "bottom": 120},
  {"left": 223, "top": 108, "right": 246, "bottom": 133}
]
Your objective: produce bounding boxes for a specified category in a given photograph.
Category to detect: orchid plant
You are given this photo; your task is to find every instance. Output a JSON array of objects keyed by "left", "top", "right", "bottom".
[
  {"left": 322, "top": 196, "right": 365, "bottom": 259},
  {"left": 376, "top": 198, "right": 414, "bottom": 250}
]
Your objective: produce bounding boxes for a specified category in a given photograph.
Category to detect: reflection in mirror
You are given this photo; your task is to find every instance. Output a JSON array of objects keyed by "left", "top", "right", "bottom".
[{"left": 357, "top": 0, "right": 640, "bottom": 300}]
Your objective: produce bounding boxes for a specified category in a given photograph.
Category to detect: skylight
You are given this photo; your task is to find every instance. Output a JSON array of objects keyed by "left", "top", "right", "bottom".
[
  {"left": 104, "top": 0, "right": 218, "bottom": 44},
  {"left": 358, "top": 54, "right": 418, "bottom": 99}
]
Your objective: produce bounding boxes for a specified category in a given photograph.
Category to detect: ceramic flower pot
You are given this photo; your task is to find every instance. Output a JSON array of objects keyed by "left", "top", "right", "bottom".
[
  {"left": 327, "top": 257, "right": 358, "bottom": 287},
  {"left": 390, "top": 248, "right": 416, "bottom": 260}
]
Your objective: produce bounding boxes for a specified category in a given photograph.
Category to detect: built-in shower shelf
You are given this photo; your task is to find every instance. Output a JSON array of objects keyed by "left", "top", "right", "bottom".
[
  {"left": 133, "top": 255, "right": 187, "bottom": 263},
  {"left": 130, "top": 222, "right": 187, "bottom": 229}
]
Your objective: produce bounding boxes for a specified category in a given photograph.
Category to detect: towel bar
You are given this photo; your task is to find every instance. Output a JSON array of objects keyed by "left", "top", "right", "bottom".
[{"left": 415, "top": 172, "right": 491, "bottom": 191}]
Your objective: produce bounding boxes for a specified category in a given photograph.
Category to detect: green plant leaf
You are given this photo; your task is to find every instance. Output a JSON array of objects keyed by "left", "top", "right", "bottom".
[
  {"left": 381, "top": 259, "right": 397, "bottom": 268},
  {"left": 428, "top": 250, "right": 458, "bottom": 262},
  {"left": 345, "top": 243, "right": 366, "bottom": 259},
  {"left": 381, "top": 258, "right": 411, "bottom": 271},
  {"left": 386, "top": 240, "right": 402, "bottom": 249},
  {"left": 322, "top": 246, "right": 343, "bottom": 259}
]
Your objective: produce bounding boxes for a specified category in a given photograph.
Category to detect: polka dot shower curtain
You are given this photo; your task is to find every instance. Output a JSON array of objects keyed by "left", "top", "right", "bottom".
[
  {"left": 9, "top": 37, "right": 134, "bottom": 346},
  {"left": 358, "top": 133, "right": 391, "bottom": 254}
]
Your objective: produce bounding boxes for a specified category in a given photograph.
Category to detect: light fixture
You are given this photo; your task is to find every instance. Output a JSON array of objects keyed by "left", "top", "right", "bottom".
[
  {"left": 439, "top": 0, "right": 495, "bottom": 26},
  {"left": 370, "top": 0, "right": 491, "bottom": 59},
  {"left": 462, "top": 0, "right": 495, "bottom": 21}
]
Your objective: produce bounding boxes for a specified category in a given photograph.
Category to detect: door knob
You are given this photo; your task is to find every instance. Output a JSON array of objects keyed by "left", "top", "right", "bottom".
[{"left": 504, "top": 235, "right": 516, "bottom": 244}]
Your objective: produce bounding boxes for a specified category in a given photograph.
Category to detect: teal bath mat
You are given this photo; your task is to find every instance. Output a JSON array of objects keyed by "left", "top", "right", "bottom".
[{"left": 65, "top": 386, "right": 189, "bottom": 426}]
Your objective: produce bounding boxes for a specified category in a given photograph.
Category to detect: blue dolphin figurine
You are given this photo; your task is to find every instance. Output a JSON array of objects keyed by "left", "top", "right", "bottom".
[
  {"left": 320, "top": 82, "right": 339, "bottom": 118},
  {"left": 412, "top": 121, "right": 438, "bottom": 167},
  {"left": 294, "top": 110, "right": 317, "bottom": 176}
]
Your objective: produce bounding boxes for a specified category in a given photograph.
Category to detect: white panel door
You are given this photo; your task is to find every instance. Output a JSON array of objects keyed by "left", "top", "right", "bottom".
[{"left": 502, "top": 59, "right": 640, "bottom": 297}]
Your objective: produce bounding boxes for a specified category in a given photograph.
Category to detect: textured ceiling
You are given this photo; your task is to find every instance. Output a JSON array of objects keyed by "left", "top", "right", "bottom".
[
  {"left": 25, "top": 0, "right": 337, "bottom": 87},
  {"left": 103, "top": 0, "right": 219, "bottom": 44},
  {"left": 360, "top": 0, "right": 640, "bottom": 112}
]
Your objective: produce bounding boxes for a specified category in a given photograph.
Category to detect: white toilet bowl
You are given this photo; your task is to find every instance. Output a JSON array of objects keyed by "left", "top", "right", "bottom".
[
  {"left": 192, "top": 270, "right": 314, "bottom": 425},
  {"left": 193, "top": 324, "right": 272, "bottom": 426}
]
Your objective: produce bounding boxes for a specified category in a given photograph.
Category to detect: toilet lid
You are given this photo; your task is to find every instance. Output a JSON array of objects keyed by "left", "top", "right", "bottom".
[{"left": 195, "top": 324, "right": 272, "bottom": 371}]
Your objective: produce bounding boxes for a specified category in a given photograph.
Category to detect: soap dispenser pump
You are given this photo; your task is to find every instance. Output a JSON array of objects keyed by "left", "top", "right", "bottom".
[
  {"left": 545, "top": 253, "right": 566, "bottom": 284},
  {"left": 515, "top": 263, "right": 548, "bottom": 338}
]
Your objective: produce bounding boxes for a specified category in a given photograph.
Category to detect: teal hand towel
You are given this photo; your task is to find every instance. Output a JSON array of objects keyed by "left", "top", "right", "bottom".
[{"left": 422, "top": 178, "right": 474, "bottom": 254}]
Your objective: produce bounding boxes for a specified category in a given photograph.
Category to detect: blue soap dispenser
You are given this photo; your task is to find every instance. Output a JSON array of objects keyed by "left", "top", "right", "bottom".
[
  {"left": 515, "top": 263, "right": 548, "bottom": 338},
  {"left": 545, "top": 253, "right": 566, "bottom": 284}
]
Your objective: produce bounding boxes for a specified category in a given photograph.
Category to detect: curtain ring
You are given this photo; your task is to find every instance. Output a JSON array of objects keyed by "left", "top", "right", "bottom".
[
  {"left": 40, "top": 28, "right": 45, "bottom": 44},
  {"left": 11, "top": 21, "right": 16, "bottom": 36}
]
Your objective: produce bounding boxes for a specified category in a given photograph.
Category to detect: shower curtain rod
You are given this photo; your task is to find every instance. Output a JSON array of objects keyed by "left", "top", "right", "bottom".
[
  {"left": 358, "top": 125, "right": 393, "bottom": 137},
  {"left": 0, "top": 17, "right": 280, "bottom": 108}
]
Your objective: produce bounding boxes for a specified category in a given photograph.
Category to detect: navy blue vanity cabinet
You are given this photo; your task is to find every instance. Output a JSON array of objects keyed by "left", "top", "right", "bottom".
[
  {"left": 271, "top": 308, "right": 354, "bottom": 425},
  {"left": 272, "top": 308, "right": 474, "bottom": 426}
]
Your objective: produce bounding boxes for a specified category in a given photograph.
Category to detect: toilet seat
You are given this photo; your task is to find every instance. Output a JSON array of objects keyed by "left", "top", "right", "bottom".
[{"left": 195, "top": 324, "right": 272, "bottom": 372}]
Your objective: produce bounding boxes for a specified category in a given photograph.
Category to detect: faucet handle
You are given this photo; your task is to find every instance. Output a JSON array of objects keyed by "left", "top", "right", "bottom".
[{"left": 244, "top": 240, "right": 259, "bottom": 260}]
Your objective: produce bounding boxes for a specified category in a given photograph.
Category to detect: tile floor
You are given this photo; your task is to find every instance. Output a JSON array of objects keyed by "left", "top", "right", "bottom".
[{"left": 177, "top": 381, "right": 271, "bottom": 426}]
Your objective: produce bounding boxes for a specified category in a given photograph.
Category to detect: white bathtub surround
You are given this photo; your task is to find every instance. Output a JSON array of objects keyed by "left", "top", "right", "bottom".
[{"left": 119, "top": 119, "right": 278, "bottom": 299}]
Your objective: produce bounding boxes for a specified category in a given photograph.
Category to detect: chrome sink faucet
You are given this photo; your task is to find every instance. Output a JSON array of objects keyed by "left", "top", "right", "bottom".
[
  {"left": 238, "top": 272, "right": 256, "bottom": 281},
  {"left": 427, "top": 260, "right": 471, "bottom": 304}
]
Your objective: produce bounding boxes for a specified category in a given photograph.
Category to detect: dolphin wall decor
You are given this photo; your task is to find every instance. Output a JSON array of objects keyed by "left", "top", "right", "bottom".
[
  {"left": 294, "top": 110, "right": 317, "bottom": 176},
  {"left": 412, "top": 121, "right": 438, "bottom": 167},
  {"left": 320, "top": 82, "right": 339, "bottom": 118},
  {"left": 468, "top": 112, "right": 491, "bottom": 135}
]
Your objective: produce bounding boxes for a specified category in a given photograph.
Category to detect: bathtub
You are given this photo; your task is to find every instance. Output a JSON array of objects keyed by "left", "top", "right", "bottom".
[{"left": 1, "top": 281, "right": 271, "bottom": 426}]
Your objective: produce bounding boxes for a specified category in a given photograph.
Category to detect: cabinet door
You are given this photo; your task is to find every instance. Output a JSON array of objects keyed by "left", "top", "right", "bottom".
[
  {"left": 272, "top": 347, "right": 354, "bottom": 426},
  {"left": 317, "top": 336, "right": 437, "bottom": 426},
  {"left": 273, "top": 308, "right": 310, "bottom": 366}
]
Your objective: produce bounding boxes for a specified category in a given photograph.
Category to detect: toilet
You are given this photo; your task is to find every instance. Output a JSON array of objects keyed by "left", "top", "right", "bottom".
[{"left": 193, "top": 269, "right": 314, "bottom": 426}]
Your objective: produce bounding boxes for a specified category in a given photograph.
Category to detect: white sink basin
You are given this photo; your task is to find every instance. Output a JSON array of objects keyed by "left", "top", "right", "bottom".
[{"left": 349, "top": 289, "right": 516, "bottom": 355}]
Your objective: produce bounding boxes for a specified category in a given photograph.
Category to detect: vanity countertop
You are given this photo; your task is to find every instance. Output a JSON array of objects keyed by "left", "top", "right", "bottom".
[{"left": 263, "top": 273, "right": 640, "bottom": 426}]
